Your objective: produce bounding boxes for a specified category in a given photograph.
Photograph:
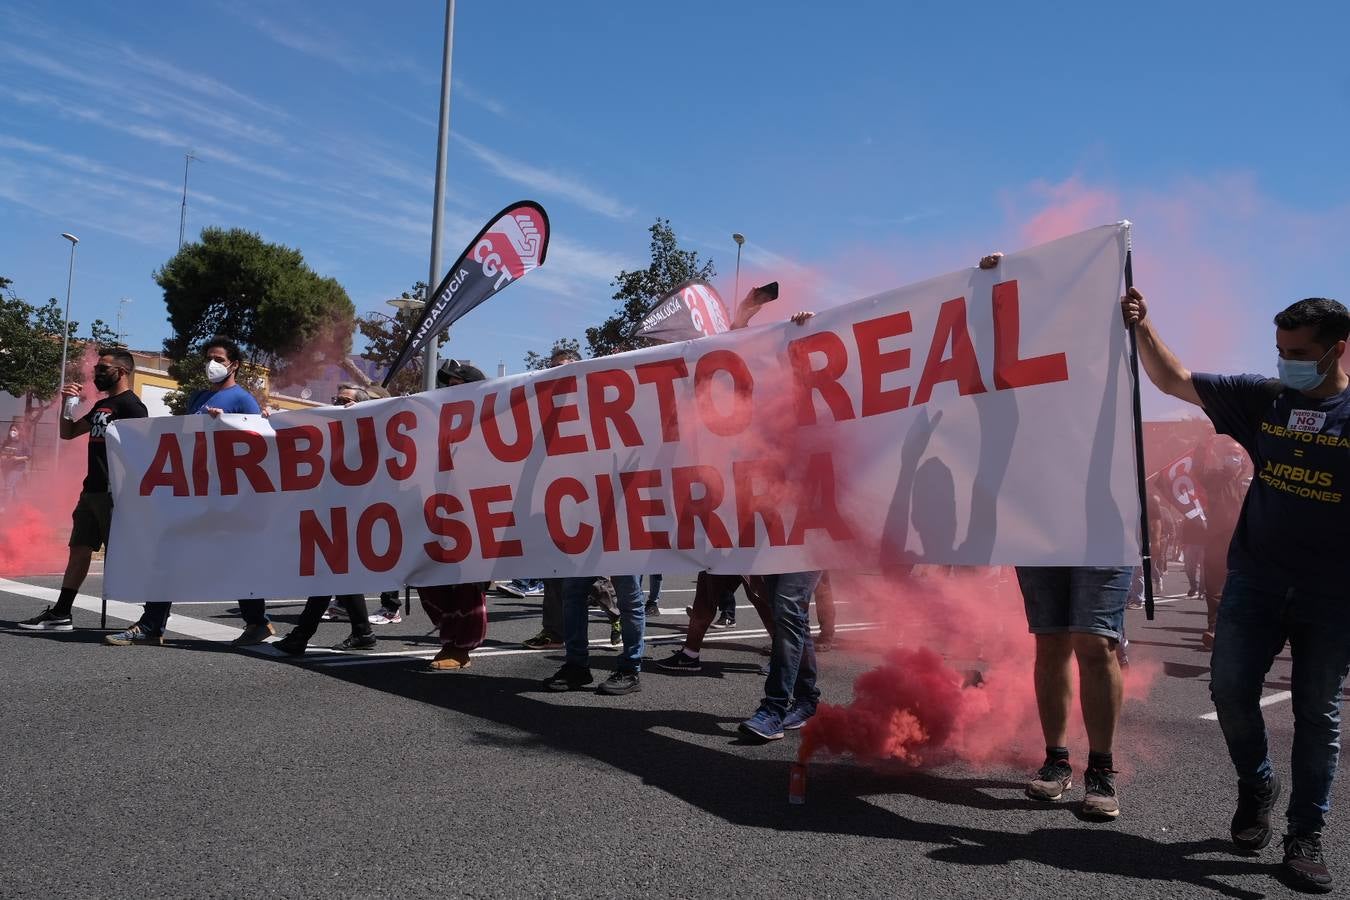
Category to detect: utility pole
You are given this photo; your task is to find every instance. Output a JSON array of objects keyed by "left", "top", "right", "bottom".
[
  {"left": 423, "top": 0, "right": 455, "bottom": 392},
  {"left": 178, "top": 151, "right": 197, "bottom": 250}
]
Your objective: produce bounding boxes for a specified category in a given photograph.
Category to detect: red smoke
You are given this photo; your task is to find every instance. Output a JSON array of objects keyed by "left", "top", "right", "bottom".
[
  {"left": 0, "top": 344, "right": 99, "bottom": 577},
  {"left": 798, "top": 568, "right": 1159, "bottom": 771}
]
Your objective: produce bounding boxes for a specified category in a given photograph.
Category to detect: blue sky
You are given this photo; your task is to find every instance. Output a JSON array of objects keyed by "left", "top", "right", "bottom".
[{"left": 3, "top": 0, "right": 1348, "bottom": 412}]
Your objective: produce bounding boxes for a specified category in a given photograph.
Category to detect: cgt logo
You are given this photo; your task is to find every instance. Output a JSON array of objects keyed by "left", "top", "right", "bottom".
[
  {"left": 681, "top": 283, "right": 730, "bottom": 337},
  {"left": 1166, "top": 456, "right": 1205, "bottom": 521},
  {"left": 473, "top": 212, "right": 545, "bottom": 291}
]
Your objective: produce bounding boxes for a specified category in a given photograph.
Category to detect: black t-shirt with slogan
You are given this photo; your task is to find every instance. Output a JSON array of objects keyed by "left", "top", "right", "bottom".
[
  {"left": 80, "top": 390, "right": 149, "bottom": 493},
  {"left": 1193, "top": 373, "right": 1350, "bottom": 591}
]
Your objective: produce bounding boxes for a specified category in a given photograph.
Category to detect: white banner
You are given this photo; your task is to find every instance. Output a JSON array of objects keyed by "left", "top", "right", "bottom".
[{"left": 106, "top": 223, "right": 1139, "bottom": 603}]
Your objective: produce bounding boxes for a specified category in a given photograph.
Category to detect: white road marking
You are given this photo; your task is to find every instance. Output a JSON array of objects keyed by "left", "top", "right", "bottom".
[
  {"left": 311, "top": 621, "right": 882, "bottom": 668},
  {"left": 1, "top": 575, "right": 876, "bottom": 669},
  {"left": 1200, "top": 691, "right": 1293, "bottom": 721},
  {"left": 0, "top": 577, "right": 243, "bottom": 642}
]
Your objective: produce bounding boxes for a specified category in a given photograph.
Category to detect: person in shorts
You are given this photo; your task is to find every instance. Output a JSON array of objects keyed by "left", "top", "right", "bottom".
[
  {"left": 1016, "top": 565, "right": 1132, "bottom": 819},
  {"left": 18, "top": 348, "right": 147, "bottom": 632}
]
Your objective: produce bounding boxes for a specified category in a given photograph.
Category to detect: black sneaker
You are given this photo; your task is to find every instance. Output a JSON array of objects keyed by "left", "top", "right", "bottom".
[
  {"left": 1082, "top": 766, "right": 1121, "bottom": 818},
  {"left": 1283, "top": 831, "right": 1333, "bottom": 893},
  {"left": 332, "top": 633, "right": 377, "bottom": 651},
  {"left": 1026, "top": 758, "right": 1073, "bottom": 801},
  {"left": 274, "top": 633, "right": 308, "bottom": 656},
  {"left": 543, "top": 662, "right": 593, "bottom": 692},
  {"left": 17, "top": 607, "right": 73, "bottom": 632},
  {"left": 644, "top": 600, "right": 661, "bottom": 616},
  {"left": 656, "top": 648, "right": 702, "bottom": 672},
  {"left": 712, "top": 614, "right": 735, "bottom": 629},
  {"left": 597, "top": 669, "right": 641, "bottom": 696},
  {"left": 1232, "top": 774, "right": 1282, "bottom": 852}
]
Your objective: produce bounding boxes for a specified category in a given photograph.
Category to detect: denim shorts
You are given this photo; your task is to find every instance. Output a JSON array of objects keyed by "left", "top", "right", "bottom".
[{"left": 1015, "top": 566, "right": 1131, "bottom": 642}]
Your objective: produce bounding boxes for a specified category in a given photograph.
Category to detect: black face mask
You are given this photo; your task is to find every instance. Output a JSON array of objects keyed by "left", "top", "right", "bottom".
[{"left": 93, "top": 370, "right": 119, "bottom": 391}]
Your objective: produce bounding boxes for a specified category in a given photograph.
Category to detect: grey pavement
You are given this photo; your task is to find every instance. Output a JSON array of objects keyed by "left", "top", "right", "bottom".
[{"left": 0, "top": 570, "right": 1330, "bottom": 899}]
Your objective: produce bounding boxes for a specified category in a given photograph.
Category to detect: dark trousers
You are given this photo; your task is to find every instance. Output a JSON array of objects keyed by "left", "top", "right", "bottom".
[
  {"left": 291, "top": 594, "right": 371, "bottom": 642},
  {"left": 685, "top": 573, "right": 773, "bottom": 652},
  {"left": 141, "top": 598, "right": 268, "bottom": 635}
]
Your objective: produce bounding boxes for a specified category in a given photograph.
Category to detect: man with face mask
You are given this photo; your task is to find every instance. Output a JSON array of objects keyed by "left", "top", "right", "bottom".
[
  {"left": 1124, "top": 289, "right": 1350, "bottom": 893},
  {"left": 105, "top": 337, "right": 274, "bottom": 647},
  {"left": 1, "top": 422, "right": 32, "bottom": 509},
  {"left": 18, "top": 348, "right": 147, "bottom": 631}
]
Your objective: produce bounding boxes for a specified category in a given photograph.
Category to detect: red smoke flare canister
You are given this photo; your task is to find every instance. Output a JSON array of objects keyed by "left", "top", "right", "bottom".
[{"left": 788, "top": 763, "right": 807, "bottom": 805}]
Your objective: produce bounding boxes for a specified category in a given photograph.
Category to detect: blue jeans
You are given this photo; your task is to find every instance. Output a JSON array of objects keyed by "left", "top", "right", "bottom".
[
  {"left": 1210, "top": 570, "right": 1350, "bottom": 834},
  {"left": 563, "top": 575, "right": 644, "bottom": 671},
  {"left": 759, "top": 571, "right": 823, "bottom": 717},
  {"left": 640, "top": 574, "right": 663, "bottom": 604},
  {"left": 139, "top": 599, "right": 270, "bottom": 635}
]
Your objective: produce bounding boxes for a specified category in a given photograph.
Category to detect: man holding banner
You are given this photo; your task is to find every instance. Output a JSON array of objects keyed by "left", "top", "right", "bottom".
[
  {"left": 1125, "top": 287, "right": 1349, "bottom": 893},
  {"left": 107, "top": 338, "right": 274, "bottom": 647}
]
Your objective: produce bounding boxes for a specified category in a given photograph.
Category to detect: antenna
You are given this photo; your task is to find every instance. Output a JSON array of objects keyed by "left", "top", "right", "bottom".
[
  {"left": 116, "top": 297, "right": 133, "bottom": 345},
  {"left": 178, "top": 151, "right": 198, "bottom": 250}
]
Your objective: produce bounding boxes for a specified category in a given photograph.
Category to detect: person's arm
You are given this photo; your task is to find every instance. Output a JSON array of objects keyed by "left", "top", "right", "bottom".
[
  {"left": 730, "top": 285, "right": 778, "bottom": 330},
  {"left": 59, "top": 384, "right": 93, "bottom": 439},
  {"left": 1120, "top": 287, "right": 1202, "bottom": 408}
]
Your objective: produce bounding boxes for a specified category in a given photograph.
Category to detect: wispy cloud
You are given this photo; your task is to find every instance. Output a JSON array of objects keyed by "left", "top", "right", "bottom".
[
  {"left": 456, "top": 136, "right": 634, "bottom": 221},
  {"left": 0, "top": 135, "right": 251, "bottom": 215},
  {"left": 222, "top": 3, "right": 510, "bottom": 118}
]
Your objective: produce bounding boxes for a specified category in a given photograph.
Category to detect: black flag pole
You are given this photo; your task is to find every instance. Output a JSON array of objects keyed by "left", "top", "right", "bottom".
[{"left": 1122, "top": 222, "right": 1156, "bottom": 620}]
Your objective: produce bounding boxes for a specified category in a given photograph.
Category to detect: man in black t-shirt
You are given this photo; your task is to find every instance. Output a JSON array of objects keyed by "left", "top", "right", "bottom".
[
  {"left": 1125, "top": 289, "right": 1349, "bottom": 893},
  {"left": 17, "top": 348, "right": 147, "bottom": 633}
]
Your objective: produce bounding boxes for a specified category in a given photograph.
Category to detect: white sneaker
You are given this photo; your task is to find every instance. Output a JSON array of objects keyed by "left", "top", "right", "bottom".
[
  {"left": 320, "top": 603, "right": 344, "bottom": 621},
  {"left": 369, "top": 608, "right": 403, "bottom": 625}
]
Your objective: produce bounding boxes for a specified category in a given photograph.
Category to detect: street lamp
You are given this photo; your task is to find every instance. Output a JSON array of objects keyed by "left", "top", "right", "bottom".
[
  {"left": 424, "top": 0, "right": 456, "bottom": 393},
  {"left": 54, "top": 232, "right": 79, "bottom": 470},
  {"left": 385, "top": 296, "right": 426, "bottom": 382},
  {"left": 732, "top": 233, "right": 745, "bottom": 307}
]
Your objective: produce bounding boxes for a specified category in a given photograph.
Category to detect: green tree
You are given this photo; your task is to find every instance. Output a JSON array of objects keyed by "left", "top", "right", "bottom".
[
  {"left": 0, "top": 276, "right": 117, "bottom": 429},
  {"left": 585, "top": 218, "right": 716, "bottom": 358},
  {"left": 523, "top": 337, "right": 582, "bottom": 371},
  {"left": 354, "top": 282, "right": 428, "bottom": 396},
  {"left": 156, "top": 228, "right": 355, "bottom": 412}
]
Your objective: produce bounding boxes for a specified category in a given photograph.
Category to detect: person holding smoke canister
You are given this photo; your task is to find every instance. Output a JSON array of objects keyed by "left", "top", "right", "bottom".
[
  {"left": 105, "top": 338, "right": 276, "bottom": 646},
  {"left": 711, "top": 285, "right": 826, "bottom": 741},
  {"left": 273, "top": 384, "right": 380, "bottom": 656},
  {"left": 18, "top": 348, "right": 147, "bottom": 632},
  {"left": 1124, "top": 287, "right": 1350, "bottom": 893}
]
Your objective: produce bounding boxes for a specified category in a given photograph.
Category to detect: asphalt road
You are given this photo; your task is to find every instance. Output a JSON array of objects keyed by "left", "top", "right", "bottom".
[{"left": 0, "top": 569, "right": 1331, "bottom": 899}]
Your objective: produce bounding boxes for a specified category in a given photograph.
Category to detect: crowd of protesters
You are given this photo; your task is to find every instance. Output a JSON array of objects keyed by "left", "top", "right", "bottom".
[{"left": 9, "top": 258, "right": 1347, "bottom": 893}]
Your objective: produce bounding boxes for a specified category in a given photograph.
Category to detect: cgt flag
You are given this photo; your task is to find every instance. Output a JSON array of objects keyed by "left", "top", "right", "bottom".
[
  {"left": 384, "top": 201, "right": 550, "bottom": 386},
  {"left": 637, "top": 279, "right": 733, "bottom": 344}
]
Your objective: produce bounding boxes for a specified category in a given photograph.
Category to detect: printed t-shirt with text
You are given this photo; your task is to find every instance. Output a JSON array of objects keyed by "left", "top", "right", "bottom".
[
  {"left": 1192, "top": 372, "right": 1349, "bottom": 591},
  {"left": 82, "top": 390, "right": 150, "bottom": 493}
]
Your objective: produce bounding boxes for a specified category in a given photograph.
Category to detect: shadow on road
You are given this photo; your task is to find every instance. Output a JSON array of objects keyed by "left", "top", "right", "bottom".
[{"left": 267, "top": 665, "right": 1269, "bottom": 899}]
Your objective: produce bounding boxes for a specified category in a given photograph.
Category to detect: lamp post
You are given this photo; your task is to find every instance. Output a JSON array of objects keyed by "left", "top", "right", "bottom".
[
  {"left": 732, "top": 233, "right": 745, "bottom": 305},
  {"left": 424, "top": 0, "right": 456, "bottom": 392},
  {"left": 54, "top": 232, "right": 79, "bottom": 469},
  {"left": 386, "top": 296, "right": 427, "bottom": 384}
]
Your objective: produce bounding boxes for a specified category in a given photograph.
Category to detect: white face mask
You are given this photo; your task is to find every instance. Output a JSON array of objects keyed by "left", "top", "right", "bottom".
[
  {"left": 8, "top": 431, "right": 17, "bottom": 440},
  {"left": 206, "top": 360, "right": 230, "bottom": 383}
]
